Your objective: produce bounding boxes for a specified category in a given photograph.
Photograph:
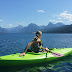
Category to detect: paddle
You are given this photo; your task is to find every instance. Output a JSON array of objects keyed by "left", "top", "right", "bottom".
[{"left": 46, "top": 50, "right": 64, "bottom": 57}]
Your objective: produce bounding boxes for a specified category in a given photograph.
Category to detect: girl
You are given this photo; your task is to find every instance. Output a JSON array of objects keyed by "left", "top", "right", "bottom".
[{"left": 19, "top": 30, "right": 49, "bottom": 56}]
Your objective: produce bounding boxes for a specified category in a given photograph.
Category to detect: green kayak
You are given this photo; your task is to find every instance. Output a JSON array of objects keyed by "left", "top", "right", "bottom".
[{"left": 0, "top": 48, "right": 72, "bottom": 66}]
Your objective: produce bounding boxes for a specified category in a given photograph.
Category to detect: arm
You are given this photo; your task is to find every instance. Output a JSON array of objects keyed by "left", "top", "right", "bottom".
[
  {"left": 19, "top": 42, "right": 33, "bottom": 56},
  {"left": 24, "top": 42, "right": 33, "bottom": 53},
  {"left": 42, "top": 47, "right": 50, "bottom": 51},
  {"left": 41, "top": 47, "right": 46, "bottom": 50}
]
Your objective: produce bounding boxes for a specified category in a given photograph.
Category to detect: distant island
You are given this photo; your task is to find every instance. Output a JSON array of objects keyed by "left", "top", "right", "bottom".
[{"left": 0, "top": 22, "right": 72, "bottom": 33}]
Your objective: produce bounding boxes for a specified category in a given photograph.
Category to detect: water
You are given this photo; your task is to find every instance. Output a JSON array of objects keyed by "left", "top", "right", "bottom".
[{"left": 0, "top": 33, "right": 72, "bottom": 72}]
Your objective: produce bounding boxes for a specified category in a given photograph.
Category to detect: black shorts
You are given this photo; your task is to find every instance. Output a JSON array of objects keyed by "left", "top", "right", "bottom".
[{"left": 27, "top": 49, "right": 32, "bottom": 52}]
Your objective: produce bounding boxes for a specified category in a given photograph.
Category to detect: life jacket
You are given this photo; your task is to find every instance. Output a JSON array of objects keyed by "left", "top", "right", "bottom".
[{"left": 31, "top": 37, "right": 42, "bottom": 53}]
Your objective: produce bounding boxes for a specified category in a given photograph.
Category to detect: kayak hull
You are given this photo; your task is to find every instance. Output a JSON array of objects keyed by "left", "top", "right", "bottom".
[{"left": 0, "top": 48, "right": 72, "bottom": 66}]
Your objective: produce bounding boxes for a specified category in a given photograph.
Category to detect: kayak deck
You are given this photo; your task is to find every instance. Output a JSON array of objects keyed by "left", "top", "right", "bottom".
[{"left": 0, "top": 48, "right": 72, "bottom": 66}]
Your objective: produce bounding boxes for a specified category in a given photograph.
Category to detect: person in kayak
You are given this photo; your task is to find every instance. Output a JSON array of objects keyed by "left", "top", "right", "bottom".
[{"left": 19, "top": 30, "right": 50, "bottom": 56}]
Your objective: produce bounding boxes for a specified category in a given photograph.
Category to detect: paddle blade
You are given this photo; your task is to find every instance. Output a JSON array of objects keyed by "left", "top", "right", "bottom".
[{"left": 51, "top": 53, "right": 64, "bottom": 57}]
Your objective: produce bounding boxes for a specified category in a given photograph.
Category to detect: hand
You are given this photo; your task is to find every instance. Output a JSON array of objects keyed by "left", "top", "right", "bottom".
[
  {"left": 45, "top": 47, "right": 50, "bottom": 51},
  {"left": 19, "top": 52, "right": 25, "bottom": 57}
]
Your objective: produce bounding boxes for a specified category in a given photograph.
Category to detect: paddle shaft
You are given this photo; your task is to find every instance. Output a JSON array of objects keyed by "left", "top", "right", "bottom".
[{"left": 48, "top": 50, "right": 62, "bottom": 56}]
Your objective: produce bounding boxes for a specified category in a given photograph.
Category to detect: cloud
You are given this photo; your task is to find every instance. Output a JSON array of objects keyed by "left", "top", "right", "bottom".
[
  {"left": 50, "top": 20, "right": 56, "bottom": 22},
  {"left": 58, "top": 11, "right": 72, "bottom": 21},
  {"left": 0, "top": 20, "right": 3, "bottom": 22},
  {"left": 58, "top": 18, "right": 62, "bottom": 20},
  {"left": 9, "top": 24, "right": 13, "bottom": 28},
  {"left": 56, "top": 21, "right": 63, "bottom": 23},
  {"left": 50, "top": 20, "right": 63, "bottom": 23},
  {"left": 37, "top": 10, "right": 45, "bottom": 13}
]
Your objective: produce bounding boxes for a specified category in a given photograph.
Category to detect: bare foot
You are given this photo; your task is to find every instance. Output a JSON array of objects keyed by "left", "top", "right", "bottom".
[{"left": 19, "top": 53, "right": 25, "bottom": 57}]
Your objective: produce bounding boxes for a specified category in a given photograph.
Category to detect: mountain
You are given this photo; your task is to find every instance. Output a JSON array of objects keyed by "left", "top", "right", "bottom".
[
  {"left": 46, "top": 22, "right": 64, "bottom": 28},
  {"left": 0, "top": 27, "right": 8, "bottom": 33},
  {"left": 43, "top": 24, "right": 72, "bottom": 33},
  {"left": 55, "top": 22, "right": 64, "bottom": 27},
  {"left": 11, "top": 25, "right": 23, "bottom": 33},
  {"left": 20, "top": 23, "right": 41, "bottom": 33},
  {"left": 42, "top": 22, "right": 64, "bottom": 32},
  {"left": 46, "top": 22, "right": 55, "bottom": 28},
  {"left": 39, "top": 25, "right": 46, "bottom": 30},
  {"left": 7, "top": 25, "right": 23, "bottom": 33},
  {"left": 0, "top": 22, "right": 68, "bottom": 33}
]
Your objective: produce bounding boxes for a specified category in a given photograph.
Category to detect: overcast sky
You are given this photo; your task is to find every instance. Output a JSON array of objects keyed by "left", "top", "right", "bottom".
[{"left": 0, "top": 0, "right": 72, "bottom": 28}]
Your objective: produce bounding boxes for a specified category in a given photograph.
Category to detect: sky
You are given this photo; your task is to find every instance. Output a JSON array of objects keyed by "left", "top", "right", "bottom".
[{"left": 0, "top": 0, "right": 72, "bottom": 28}]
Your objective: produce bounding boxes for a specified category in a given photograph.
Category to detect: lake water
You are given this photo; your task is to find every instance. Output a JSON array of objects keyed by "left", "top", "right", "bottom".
[{"left": 0, "top": 33, "right": 72, "bottom": 72}]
